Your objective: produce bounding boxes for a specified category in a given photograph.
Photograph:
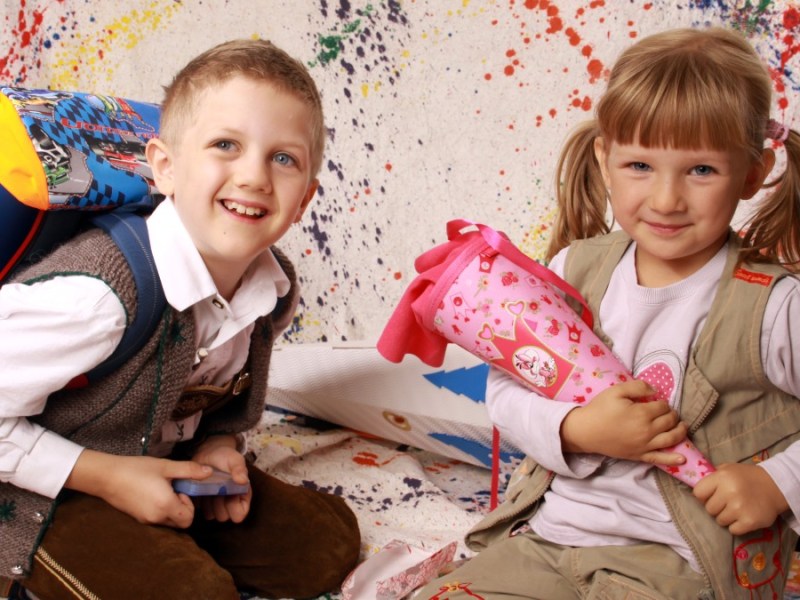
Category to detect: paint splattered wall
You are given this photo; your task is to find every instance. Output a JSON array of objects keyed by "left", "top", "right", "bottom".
[{"left": 3, "top": 1, "right": 799, "bottom": 343}]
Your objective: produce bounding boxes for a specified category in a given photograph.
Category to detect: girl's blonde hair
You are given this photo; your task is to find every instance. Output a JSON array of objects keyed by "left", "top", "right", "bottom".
[
  {"left": 159, "top": 39, "right": 326, "bottom": 177},
  {"left": 547, "top": 27, "right": 800, "bottom": 270}
]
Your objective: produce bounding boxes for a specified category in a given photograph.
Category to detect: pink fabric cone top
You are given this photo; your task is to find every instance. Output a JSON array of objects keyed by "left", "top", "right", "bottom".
[{"left": 378, "top": 220, "right": 715, "bottom": 487}]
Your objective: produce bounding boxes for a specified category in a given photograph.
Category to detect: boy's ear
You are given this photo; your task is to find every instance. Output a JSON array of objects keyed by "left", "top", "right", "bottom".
[
  {"left": 741, "top": 148, "right": 776, "bottom": 200},
  {"left": 294, "top": 179, "right": 318, "bottom": 223},
  {"left": 145, "top": 138, "right": 176, "bottom": 197},
  {"left": 593, "top": 137, "right": 612, "bottom": 189}
]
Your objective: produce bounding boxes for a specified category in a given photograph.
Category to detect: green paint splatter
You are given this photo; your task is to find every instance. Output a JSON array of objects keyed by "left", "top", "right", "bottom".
[{"left": 309, "top": 5, "right": 376, "bottom": 67}]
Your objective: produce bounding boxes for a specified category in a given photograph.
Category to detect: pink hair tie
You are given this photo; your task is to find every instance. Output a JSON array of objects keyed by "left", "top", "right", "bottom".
[{"left": 767, "top": 118, "right": 791, "bottom": 143}]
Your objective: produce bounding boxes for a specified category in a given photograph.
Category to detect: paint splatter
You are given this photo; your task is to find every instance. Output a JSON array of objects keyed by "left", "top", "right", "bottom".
[{"left": 1, "top": 1, "right": 797, "bottom": 347}]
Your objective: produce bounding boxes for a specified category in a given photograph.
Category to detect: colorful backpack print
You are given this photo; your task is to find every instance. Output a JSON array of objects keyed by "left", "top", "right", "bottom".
[{"left": 0, "top": 86, "right": 166, "bottom": 383}]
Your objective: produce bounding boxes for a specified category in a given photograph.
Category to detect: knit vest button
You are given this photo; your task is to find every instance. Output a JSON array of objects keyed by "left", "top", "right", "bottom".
[
  {"left": 33, "top": 511, "right": 45, "bottom": 523},
  {"left": 11, "top": 565, "right": 25, "bottom": 576},
  {"left": 140, "top": 435, "right": 147, "bottom": 446}
]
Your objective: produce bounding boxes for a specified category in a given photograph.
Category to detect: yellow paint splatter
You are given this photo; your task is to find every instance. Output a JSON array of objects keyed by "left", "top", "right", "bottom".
[
  {"left": 46, "top": 1, "right": 181, "bottom": 90},
  {"left": 519, "top": 205, "right": 557, "bottom": 262}
]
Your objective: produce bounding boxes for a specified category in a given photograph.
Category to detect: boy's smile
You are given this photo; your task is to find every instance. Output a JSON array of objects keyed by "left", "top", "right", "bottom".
[{"left": 147, "top": 75, "right": 318, "bottom": 298}]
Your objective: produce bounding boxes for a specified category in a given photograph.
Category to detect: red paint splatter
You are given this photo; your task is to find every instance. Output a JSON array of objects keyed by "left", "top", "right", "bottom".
[
  {"left": 779, "top": 8, "right": 800, "bottom": 74},
  {"left": 2, "top": 0, "right": 49, "bottom": 83},
  {"left": 587, "top": 58, "right": 605, "bottom": 83},
  {"left": 393, "top": 272, "right": 402, "bottom": 280},
  {"left": 504, "top": 64, "right": 515, "bottom": 76},
  {"left": 385, "top": 162, "right": 392, "bottom": 172},
  {"left": 566, "top": 27, "right": 580, "bottom": 46},
  {"left": 784, "top": 7, "right": 800, "bottom": 29},
  {"left": 353, "top": 452, "right": 380, "bottom": 466}
]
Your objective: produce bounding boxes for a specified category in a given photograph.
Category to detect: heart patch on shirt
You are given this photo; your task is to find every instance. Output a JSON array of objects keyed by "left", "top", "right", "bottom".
[{"left": 635, "top": 361, "right": 675, "bottom": 403}]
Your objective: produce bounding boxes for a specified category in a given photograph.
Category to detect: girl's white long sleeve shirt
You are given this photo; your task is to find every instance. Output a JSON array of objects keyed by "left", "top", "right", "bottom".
[{"left": 486, "top": 241, "right": 800, "bottom": 570}]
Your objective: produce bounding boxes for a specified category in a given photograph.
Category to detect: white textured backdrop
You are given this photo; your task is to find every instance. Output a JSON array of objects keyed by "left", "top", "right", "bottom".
[{"left": 4, "top": 0, "right": 799, "bottom": 343}]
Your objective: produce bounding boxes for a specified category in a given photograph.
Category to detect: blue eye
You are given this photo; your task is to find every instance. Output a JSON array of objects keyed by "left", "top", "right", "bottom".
[
  {"left": 692, "top": 165, "right": 714, "bottom": 176},
  {"left": 215, "top": 140, "right": 234, "bottom": 151},
  {"left": 630, "top": 162, "right": 651, "bottom": 172},
  {"left": 274, "top": 152, "right": 296, "bottom": 166}
]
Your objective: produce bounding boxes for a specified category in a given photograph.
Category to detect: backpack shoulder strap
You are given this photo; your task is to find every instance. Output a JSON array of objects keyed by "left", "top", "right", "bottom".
[{"left": 84, "top": 211, "right": 166, "bottom": 382}]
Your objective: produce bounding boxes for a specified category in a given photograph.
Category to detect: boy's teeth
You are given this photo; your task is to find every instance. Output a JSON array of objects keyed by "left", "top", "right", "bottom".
[{"left": 223, "top": 200, "right": 266, "bottom": 217}]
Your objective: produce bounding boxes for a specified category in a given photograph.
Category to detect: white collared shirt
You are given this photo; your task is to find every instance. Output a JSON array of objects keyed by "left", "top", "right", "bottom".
[{"left": 0, "top": 197, "right": 289, "bottom": 498}]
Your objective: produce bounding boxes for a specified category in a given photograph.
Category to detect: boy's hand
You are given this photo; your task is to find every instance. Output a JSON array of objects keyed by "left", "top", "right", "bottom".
[
  {"left": 561, "top": 380, "right": 688, "bottom": 465},
  {"left": 66, "top": 450, "right": 213, "bottom": 528},
  {"left": 191, "top": 434, "right": 252, "bottom": 524},
  {"left": 693, "top": 463, "right": 788, "bottom": 535}
]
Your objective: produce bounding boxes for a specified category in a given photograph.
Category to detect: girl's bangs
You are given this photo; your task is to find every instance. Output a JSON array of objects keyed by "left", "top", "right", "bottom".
[{"left": 598, "top": 57, "right": 749, "bottom": 151}]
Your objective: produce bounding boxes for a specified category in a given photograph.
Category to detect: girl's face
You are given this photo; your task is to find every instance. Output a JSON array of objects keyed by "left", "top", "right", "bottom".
[{"left": 594, "top": 138, "right": 773, "bottom": 287}]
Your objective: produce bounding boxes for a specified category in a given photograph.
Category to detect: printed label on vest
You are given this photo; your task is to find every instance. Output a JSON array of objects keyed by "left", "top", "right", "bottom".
[{"left": 733, "top": 268, "right": 773, "bottom": 286}]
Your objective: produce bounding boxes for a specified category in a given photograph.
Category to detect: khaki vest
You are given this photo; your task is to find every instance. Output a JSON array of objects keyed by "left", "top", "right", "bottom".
[{"left": 466, "top": 231, "right": 800, "bottom": 599}]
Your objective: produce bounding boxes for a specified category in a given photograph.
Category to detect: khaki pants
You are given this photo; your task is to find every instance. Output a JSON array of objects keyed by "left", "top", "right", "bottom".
[
  {"left": 415, "top": 530, "right": 709, "bottom": 600},
  {"left": 20, "top": 464, "right": 360, "bottom": 600}
]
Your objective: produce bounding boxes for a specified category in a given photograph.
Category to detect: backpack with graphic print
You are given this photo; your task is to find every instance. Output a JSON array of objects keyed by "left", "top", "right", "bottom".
[{"left": 0, "top": 86, "right": 166, "bottom": 383}]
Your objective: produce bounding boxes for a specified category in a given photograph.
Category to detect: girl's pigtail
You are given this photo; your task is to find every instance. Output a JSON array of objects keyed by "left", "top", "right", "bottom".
[
  {"left": 546, "top": 120, "right": 610, "bottom": 262},
  {"left": 741, "top": 127, "right": 800, "bottom": 272}
]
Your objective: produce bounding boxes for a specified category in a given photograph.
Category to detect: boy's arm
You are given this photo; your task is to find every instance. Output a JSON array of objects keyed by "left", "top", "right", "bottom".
[
  {"left": 64, "top": 449, "right": 212, "bottom": 528},
  {"left": 0, "top": 276, "right": 126, "bottom": 496},
  {"left": 0, "top": 418, "right": 83, "bottom": 497}
]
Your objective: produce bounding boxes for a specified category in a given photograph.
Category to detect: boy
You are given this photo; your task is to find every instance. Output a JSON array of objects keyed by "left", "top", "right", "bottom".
[{"left": 0, "top": 39, "right": 360, "bottom": 599}]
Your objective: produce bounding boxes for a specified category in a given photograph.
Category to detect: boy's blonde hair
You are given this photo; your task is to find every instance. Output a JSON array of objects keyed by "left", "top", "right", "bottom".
[
  {"left": 158, "top": 39, "right": 326, "bottom": 177},
  {"left": 548, "top": 27, "right": 800, "bottom": 270}
]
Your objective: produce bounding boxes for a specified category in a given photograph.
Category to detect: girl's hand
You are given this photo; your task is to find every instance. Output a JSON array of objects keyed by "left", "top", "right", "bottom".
[
  {"left": 561, "top": 379, "right": 688, "bottom": 464},
  {"left": 191, "top": 434, "right": 252, "bottom": 523},
  {"left": 65, "top": 449, "right": 213, "bottom": 528},
  {"left": 693, "top": 463, "right": 788, "bottom": 535}
]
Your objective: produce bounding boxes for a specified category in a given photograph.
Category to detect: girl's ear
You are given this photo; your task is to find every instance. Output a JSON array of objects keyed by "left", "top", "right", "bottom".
[
  {"left": 593, "top": 137, "right": 612, "bottom": 189},
  {"left": 741, "top": 148, "right": 776, "bottom": 200},
  {"left": 145, "top": 138, "right": 175, "bottom": 198}
]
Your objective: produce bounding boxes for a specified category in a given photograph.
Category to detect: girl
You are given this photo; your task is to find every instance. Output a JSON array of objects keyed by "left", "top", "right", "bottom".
[{"left": 417, "top": 27, "right": 800, "bottom": 600}]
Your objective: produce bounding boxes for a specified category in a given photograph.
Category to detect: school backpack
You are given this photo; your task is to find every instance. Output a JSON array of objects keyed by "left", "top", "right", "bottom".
[{"left": 0, "top": 86, "right": 166, "bottom": 384}]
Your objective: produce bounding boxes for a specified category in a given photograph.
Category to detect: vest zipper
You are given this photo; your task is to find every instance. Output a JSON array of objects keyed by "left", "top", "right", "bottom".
[
  {"left": 474, "top": 468, "right": 555, "bottom": 533},
  {"left": 654, "top": 473, "right": 713, "bottom": 592}
]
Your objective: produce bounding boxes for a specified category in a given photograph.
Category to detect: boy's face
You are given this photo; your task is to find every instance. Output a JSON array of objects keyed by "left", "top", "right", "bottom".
[{"left": 147, "top": 76, "right": 317, "bottom": 290}]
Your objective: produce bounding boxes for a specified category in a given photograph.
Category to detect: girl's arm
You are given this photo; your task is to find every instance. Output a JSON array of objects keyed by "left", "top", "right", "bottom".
[
  {"left": 694, "top": 276, "right": 800, "bottom": 535},
  {"left": 486, "top": 247, "right": 687, "bottom": 475},
  {"left": 486, "top": 366, "right": 600, "bottom": 476}
]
